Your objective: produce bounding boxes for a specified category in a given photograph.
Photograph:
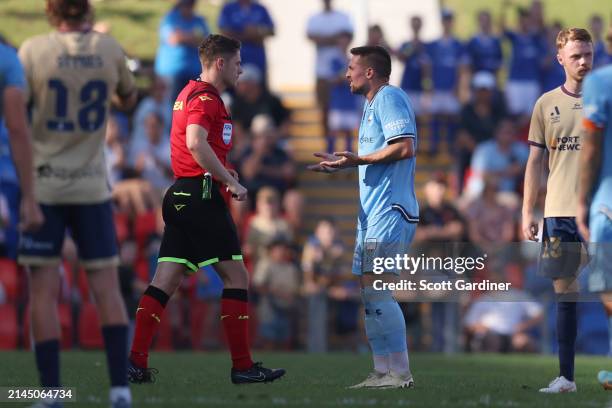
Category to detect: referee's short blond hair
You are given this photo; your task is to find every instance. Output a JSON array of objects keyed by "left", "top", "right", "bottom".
[{"left": 556, "top": 28, "right": 592, "bottom": 50}]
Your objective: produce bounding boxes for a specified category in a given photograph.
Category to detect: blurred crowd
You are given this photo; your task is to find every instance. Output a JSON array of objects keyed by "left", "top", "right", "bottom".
[{"left": 0, "top": 0, "right": 611, "bottom": 354}]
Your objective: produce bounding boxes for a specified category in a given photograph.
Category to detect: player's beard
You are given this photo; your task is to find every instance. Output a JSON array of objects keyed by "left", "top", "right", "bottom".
[{"left": 350, "top": 82, "right": 367, "bottom": 96}]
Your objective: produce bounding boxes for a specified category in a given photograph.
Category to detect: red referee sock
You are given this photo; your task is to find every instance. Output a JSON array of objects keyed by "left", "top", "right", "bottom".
[
  {"left": 130, "top": 285, "right": 170, "bottom": 368},
  {"left": 221, "top": 289, "right": 254, "bottom": 371}
]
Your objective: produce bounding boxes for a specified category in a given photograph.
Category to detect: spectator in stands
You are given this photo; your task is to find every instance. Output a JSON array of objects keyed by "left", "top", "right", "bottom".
[
  {"left": 590, "top": 14, "right": 606, "bottom": 66},
  {"left": 529, "top": 0, "right": 547, "bottom": 37},
  {"left": 326, "top": 32, "right": 360, "bottom": 153},
  {"left": 540, "top": 21, "right": 566, "bottom": 93},
  {"left": 414, "top": 174, "right": 467, "bottom": 243},
  {"left": 239, "top": 115, "right": 296, "bottom": 201},
  {"left": 366, "top": 24, "right": 391, "bottom": 50},
  {"left": 218, "top": 0, "right": 275, "bottom": 83},
  {"left": 131, "top": 76, "right": 172, "bottom": 152},
  {"left": 467, "top": 119, "right": 529, "bottom": 196},
  {"left": 425, "top": 8, "right": 467, "bottom": 155},
  {"left": 307, "top": 0, "right": 353, "bottom": 138},
  {"left": 282, "top": 189, "right": 305, "bottom": 239},
  {"left": 456, "top": 71, "right": 507, "bottom": 191},
  {"left": 253, "top": 237, "right": 301, "bottom": 349},
  {"left": 466, "top": 10, "right": 503, "bottom": 77},
  {"left": 591, "top": 14, "right": 612, "bottom": 68},
  {"left": 230, "top": 65, "right": 291, "bottom": 139},
  {"left": 464, "top": 178, "right": 516, "bottom": 248},
  {"left": 500, "top": 2, "right": 546, "bottom": 119},
  {"left": 244, "top": 187, "right": 293, "bottom": 268},
  {"left": 397, "top": 16, "right": 428, "bottom": 117},
  {"left": 131, "top": 112, "right": 173, "bottom": 193},
  {"left": 301, "top": 218, "right": 344, "bottom": 352},
  {"left": 105, "top": 115, "right": 128, "bottom": 186},
  {"left": 464, "top": 274, "right": 543, "bottom": 353},
  {"left": 155, "top": 0, "right": 209, "bottom": 102}
]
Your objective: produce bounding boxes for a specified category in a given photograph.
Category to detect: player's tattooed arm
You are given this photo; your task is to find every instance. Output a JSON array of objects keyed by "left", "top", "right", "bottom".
[{"left": 577, "top": 125, "right": 603, "bottom": 240}]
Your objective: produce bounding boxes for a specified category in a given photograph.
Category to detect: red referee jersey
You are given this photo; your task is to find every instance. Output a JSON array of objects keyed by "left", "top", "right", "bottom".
[{"left": 170, "top": 79, "right": 233, "bottom": 178}]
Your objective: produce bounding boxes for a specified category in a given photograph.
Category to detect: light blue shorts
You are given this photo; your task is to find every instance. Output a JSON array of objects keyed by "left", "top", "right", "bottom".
[
  {"left": 588, "top": 205, "right": 612, "bottom": 293},
  {"left": 352, "top": 210, "right": 416, "bottom": 276}
]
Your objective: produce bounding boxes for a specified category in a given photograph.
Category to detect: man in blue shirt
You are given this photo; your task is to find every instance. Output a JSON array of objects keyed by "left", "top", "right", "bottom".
[
  {"left": 155, "top": 0, "right": 210, "bottom": 102},
  {"left": 590, "top": 15, "right": 612, "bottom": 69},
  {"left": 218, "top": 0, "right": 274, "bottom": 84},
  {"left": 397, "top": 16, "right": 428, "bottom": 116},
  {"left": 310, "top": 45, "right": 418, "bottom": 389},
  {"left": 0, "top": 43, "right": 43, "bottom": 243},
  {"left": 425, "top": 9, "right": 466, "bottom": 155},
  {"left": 500, "top": 3, "right": 546, "bottom": 118},
  {"left": 578, "top": 65, "right": 612, "bottom": 389},
  {"left": 466, "top": 10, "right": 503, "bottom": 76}
]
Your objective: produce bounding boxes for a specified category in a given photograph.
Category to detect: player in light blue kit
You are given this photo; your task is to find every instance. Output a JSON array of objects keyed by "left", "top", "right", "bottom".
[
  {"left": 578, "top": 64, "right": 612, "bottom": 390},
  {"left": 310, "top": 45, "right": 417, "bottom": 389}
]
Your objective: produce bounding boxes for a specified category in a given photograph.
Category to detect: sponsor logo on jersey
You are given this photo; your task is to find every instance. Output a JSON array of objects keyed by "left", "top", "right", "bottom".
[
  {"left": 550, "top": 106, "right": 561, "bottom": 124},
  {"left": 173, "top": 101, "right": 184, "bottom": 111},
  {"left": 198, "top": 95, "right": 213, "bottom": 102},
  {"left": 222, "top": 123, "right": 233, "bottom": 145},
  {"left": 551, "top": 136, "right": 581, "bottom": 151}
]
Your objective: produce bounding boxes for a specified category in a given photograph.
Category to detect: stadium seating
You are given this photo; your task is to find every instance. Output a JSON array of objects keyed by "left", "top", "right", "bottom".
[
  {"left": 0, "top": 258, "right": 20, "bottom": 301},
  {"left": 0, "top": 304, "right": 18, "bottom": 349},
  {"left": 78, "top": 302, "right": 104, "bottom": 349},
  {"left": 22, "top": 303, "right": 73, "bottom": 349},
  {"left": 153, "top": 309, "right": 173, "bottom": 351}
]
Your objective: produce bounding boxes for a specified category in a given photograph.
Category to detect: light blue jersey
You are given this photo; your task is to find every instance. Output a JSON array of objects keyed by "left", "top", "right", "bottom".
[
  {"left": 583, "top": 65, "right": 612, "bottom": 233},
  {"left": 357, "top": 85, "right": 419, "bottom": 230},
  {"left": 583, "top": 65, "right": 612, "bottom": 292}
]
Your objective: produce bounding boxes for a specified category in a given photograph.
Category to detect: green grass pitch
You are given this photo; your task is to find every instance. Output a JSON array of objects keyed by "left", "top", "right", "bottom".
[{"left": 0, "top": 352, "right": 610, "bottom": 407}]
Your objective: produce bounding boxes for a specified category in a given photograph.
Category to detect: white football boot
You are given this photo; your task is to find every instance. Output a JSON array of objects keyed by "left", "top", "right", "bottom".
[
  {"left": 347, "top": 371, "right": 388, "bottom": 389},
  {"left": 538, "top": 376, "right": 577, "bottom": 393},
  {"left": 376, "top": 371, "right": 415, "bottom": 389}
]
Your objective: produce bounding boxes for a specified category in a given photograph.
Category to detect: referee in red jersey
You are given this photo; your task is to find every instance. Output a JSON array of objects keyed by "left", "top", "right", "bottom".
[{"left": 128, "top": 34, "right": 286, "bottom": 384}]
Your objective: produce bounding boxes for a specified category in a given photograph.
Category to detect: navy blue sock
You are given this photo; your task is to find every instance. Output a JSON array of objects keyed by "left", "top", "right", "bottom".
[
  {"left": 557, "top": 301, "right": 577, "bottom": 381},
  {"left": 102, "top": 325, "right": 129, "bottom": 387},
  {"left": 34, "top": 339, "right": 60, "bottom": 387}
]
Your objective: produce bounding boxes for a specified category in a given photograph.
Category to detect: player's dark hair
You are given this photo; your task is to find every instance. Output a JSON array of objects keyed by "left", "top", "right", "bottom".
[
  {"left": 46, "top": 0, "right": 90, "bottom": 26},
  {"left": 198, "top": 34, "right": 241, "bottom": 68},
  {"left": 556, "top": 28, "right": 593, "bottom": 49},
  {"left": 349, "top": 45, "right": 392, "bottom": 79}
]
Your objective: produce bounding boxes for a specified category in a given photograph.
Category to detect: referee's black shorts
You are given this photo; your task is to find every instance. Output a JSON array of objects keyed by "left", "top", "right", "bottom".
[{"left": 158, "top": 176, "right": 242, "bottom": 274}]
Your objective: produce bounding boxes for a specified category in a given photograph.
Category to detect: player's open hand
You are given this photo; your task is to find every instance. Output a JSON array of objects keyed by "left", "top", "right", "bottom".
[
  {"left": 521, "top": 213, "right": 539, "bottom": 241},
  {"left": 19, "top": 196, "right": 44, "bottom": 232},
  {"left": 576, "top": 200, "right": 590, "bottom": 241},
  {"left": 307, "top": 152, "right": 340, "bottom": 173},
  {"left": 227, "top": 181, "right": 247, "bottom": 202},
  {"left": 324, "top": 151, "right": 364, "bottom": 168}
]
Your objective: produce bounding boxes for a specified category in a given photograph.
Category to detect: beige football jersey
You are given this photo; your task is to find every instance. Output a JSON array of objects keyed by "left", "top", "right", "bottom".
[
  {"left": 18, "top": 30, "right": 135, "bottom": 204},
  {"left": 528, "top": 86, "right": 583, "bottom": 217}
]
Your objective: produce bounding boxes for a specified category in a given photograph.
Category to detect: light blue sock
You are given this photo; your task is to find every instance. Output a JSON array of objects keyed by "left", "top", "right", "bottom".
[
  {"left": 362, "top": 288, "right": 389, "bottom": 360},
  {"left": 362, "top": 287, "right": 408, "bottom": 354}
]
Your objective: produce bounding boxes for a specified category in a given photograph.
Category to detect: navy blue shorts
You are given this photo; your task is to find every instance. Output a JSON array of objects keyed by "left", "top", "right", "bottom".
[
  {"left": 18, "top": 201, "right": 119, "bottom": 268},
  {"left": 538, "top": 217, "right": 585, "bottom": 279}
]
